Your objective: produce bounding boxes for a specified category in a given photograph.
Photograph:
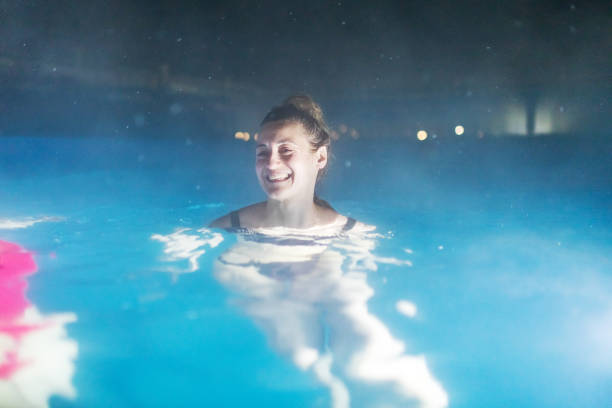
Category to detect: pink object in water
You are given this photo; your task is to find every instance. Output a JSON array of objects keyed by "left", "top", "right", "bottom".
[
  {"left": 0, "top": 240, "right": 37, "bottom": 320},
  {"left": 0, "top": 240, "right": 39, "bottom": 379}
]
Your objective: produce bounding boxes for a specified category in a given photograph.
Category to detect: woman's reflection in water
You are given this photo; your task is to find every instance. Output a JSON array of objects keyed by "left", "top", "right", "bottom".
[{"left": 212, "top": 225, "right": 448, "bottom": 408}]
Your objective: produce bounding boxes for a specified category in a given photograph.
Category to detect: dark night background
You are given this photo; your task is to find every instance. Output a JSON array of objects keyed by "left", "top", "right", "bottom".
[{"left": 0, "top": 0, "right": 610, "bottom": 139}]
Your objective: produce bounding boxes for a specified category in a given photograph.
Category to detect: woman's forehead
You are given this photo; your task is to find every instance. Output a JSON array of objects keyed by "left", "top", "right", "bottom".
[{"left": 259, "top": 122, "right": 309, "bottom": 144}]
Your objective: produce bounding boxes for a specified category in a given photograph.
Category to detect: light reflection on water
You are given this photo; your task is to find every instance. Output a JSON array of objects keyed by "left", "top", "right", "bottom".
[{"left": 153, "top": 225, "right": 448, "bottom": 408}]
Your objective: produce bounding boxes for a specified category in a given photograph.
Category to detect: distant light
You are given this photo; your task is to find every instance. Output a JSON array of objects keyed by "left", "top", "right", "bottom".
[
  {"left": 455, "top": 125, "right": 465, "bottom": 135},
  {"left": 234, "top": 131, "right": 250, "bottom": 141},
  {"left": 338, "top": 124, "right": 348, "bottom": 134},
  {"left": 350, "top": 128, "right": 359, "bottom": 139},
  {"left": 417, "top": 130, "right": 428, "bottom": 141},
  {"left": 253, "top": 133, "right": 259, "bottom": 141}
]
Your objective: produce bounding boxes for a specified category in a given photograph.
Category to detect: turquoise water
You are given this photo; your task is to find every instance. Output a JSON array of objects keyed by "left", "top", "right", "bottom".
[{"left": 1, "top": 135, "right": 611, "bottom": 407}]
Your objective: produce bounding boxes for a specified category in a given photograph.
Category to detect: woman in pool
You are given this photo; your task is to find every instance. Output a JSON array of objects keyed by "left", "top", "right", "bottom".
[
  {"left": 210, "top": 94, "right": 357, "bottom": 233},
  {"left": 158, "top": 98, "right": 448, "bottom": 405}
]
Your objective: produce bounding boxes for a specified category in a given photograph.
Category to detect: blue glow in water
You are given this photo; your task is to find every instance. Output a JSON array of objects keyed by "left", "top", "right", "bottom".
[{"left": 1, "top": 135, "right": 610, "bottom": 407}]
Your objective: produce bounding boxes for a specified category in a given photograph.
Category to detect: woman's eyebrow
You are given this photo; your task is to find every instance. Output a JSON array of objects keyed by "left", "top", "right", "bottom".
[
  {"left": 276, "top": 139, "right": 299, "bottom": 145},
  {"left": 256, "top": 139, "right": 298, "bottom": 148}
]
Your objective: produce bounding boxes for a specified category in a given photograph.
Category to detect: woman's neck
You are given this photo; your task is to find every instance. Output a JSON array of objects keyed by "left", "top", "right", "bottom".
[{"left": 264, "top": 197, "right": 319, "bottom": 229}]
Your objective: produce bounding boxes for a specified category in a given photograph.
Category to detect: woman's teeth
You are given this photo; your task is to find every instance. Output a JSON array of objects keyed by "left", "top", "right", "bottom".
[{"left": 267, "top": 173, "right": 292, "bottom": 182}]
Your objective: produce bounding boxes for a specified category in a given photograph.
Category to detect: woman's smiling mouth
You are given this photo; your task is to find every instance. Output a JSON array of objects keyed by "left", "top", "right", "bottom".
[{"left": 266, "top": 173, "right": 292, "bottom": 183}]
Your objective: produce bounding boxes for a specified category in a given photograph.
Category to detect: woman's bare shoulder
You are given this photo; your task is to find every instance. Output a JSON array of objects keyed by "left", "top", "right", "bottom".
[
  {"left": 208, "top": 213, "right": 232, "bottom": 228},
  {"left": 208, "top": 202, "right": 265, "bottom": 229},
  {"left": 329, "top": 211, "right": 375, "bottom": 233}
]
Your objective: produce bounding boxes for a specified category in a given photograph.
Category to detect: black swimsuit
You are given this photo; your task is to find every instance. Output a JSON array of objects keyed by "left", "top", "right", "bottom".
[{"left": 229, "top": 211, "right": 357, "bottom": 232}]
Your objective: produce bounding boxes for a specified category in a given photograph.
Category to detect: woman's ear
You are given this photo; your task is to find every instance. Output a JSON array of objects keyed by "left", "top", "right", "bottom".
[{"left": 315, "top": 146, "right": 328, "bottom": 169}]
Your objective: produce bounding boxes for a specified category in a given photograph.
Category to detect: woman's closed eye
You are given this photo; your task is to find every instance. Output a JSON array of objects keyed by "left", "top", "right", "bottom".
[{"left": 279, "top": 147, "right": 293, "bottom": 156}]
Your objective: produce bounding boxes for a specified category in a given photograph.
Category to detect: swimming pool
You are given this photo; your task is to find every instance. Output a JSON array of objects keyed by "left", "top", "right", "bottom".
[{"left": 1, "top": 134, "right": 611, "bottom": 407}]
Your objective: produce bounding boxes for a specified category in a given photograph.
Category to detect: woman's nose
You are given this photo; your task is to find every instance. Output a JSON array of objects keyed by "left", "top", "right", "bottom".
[{"left": 267, "top": 151, "right": 282, "bottom": 168}]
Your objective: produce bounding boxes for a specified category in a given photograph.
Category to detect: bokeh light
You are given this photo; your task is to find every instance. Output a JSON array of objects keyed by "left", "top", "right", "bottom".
[
  {"left": 455, "top": 125, "right": 465, "bottom": 135},
  {"left": 417, "top": 130, "right": 428, "bottom": 141},
  {"left": 234, "top": 131, "right": 250, "bottom": 141}
]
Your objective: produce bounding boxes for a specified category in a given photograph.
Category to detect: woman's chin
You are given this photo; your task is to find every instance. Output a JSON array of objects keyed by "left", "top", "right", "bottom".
[{"left": 261, "top": 181, "right": 290, "bottom": 198}]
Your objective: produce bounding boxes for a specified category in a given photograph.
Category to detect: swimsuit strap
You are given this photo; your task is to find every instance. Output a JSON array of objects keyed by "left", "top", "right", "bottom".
[
  {"left": 342, "top": 217, "right": 357, "bottom": 232},
  {"left": 229, "top": 211, "right": 354, "bottom": 232},
  {"left": 230, "top": 211, "right": 241, "bottom": 228}
]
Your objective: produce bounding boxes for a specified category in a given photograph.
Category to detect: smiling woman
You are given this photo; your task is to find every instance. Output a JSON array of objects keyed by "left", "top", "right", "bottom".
[{"left": 210, "top": 95, "right": 357, "bottom": 232}]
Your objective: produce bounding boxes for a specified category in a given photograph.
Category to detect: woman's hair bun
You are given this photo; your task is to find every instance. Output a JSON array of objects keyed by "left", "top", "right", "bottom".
[{"left": 282, "top": 94, "right": 324, "bottom": 124}]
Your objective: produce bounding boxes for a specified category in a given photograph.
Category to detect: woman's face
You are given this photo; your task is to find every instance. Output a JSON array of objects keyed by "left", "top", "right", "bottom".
[{"left": 255, "top": 122, "right": 327, "bottom": 202}]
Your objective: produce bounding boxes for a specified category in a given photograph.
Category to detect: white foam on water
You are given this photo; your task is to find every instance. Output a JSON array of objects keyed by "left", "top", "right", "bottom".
[
  {"left": 0, "top": 216, "right": 64, "bottom": 230},
  {"left": 151, "top": 227, "right": 224, "bottom": 275}
]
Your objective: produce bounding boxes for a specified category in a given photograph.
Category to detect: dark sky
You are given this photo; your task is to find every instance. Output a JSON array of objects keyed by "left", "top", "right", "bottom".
[{"left": 2, "top": 0, "right": 610, "bottom": 95}]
